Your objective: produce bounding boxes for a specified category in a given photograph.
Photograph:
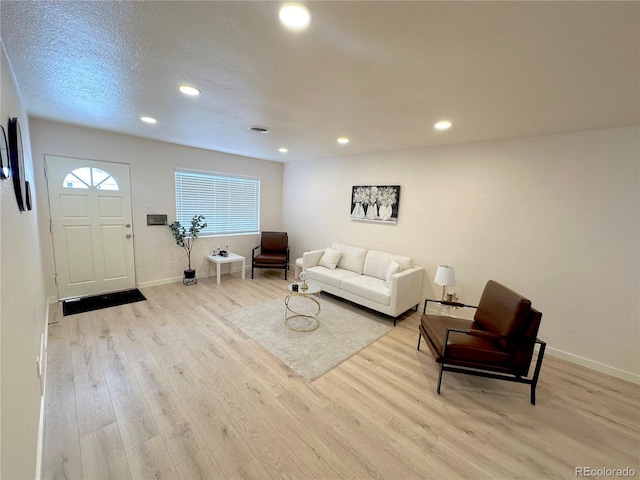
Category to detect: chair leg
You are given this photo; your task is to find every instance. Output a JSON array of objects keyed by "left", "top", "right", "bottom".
[
  {"left": 417, "top": 332, "right": 421, "bottom": 350},
  {"left": 531, "top": 383, "right": 536, "bottom": 406},
  {"left": 437, "top": 363, "right": 444, "bottom": 394},
  {"left": 251, "top": 266, "right": 254, "bottom": 279},
  {"left": 284, "top": 267, "right": 288, "bottom": 281},
  {"left": 529, "top": 340, "right": 546, "bottom": 405}
]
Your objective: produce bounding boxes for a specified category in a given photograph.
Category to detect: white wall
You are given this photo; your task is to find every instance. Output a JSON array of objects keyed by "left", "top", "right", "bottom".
[
  {"left": 4, "top": 81, "right": 638, "bottom": 478},
  {"left": 1, "top": 44, "right": 48, "bottom": 479},
  {"left": 283, "top": 127, "right": 640, "bottom": 381},
  {"left": 29, "top": 119, "right": 283, "bottom": 297}
]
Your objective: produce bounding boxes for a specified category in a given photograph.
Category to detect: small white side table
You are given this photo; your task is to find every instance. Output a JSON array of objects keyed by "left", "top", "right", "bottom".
[{"left": 205, "top": 253, "right": 246, "bottom": 285}]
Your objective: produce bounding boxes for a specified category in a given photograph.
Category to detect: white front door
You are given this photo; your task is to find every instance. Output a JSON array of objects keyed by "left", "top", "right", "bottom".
[{"left": 46, "top": 155, "right": 136, "bottom": 299}]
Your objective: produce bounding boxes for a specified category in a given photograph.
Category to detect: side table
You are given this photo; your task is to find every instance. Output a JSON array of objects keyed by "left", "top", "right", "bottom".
[
  {"left": 284, "top": 281, "right": 321, "bottom": 332},
  {"left": 205, "top": 253, "right": 246, "bottom": 285}
]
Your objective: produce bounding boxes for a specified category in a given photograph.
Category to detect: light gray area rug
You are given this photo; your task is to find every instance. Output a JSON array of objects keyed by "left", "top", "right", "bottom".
[{"left": 222, "top": 296, "right": 392, "bottom": 381}]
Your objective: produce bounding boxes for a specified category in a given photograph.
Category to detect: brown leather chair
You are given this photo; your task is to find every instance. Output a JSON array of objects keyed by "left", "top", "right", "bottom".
[
  {"left": 417, "top": 280, "right": 546, "bottom": 404},
  {"left": 251, "top": 232, "right": 290, "bottom": 280}
]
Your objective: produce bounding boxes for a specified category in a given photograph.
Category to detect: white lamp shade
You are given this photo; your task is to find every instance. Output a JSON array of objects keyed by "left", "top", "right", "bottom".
[{"left": 434, "top": 265, "right": 456, "bottom": 286}]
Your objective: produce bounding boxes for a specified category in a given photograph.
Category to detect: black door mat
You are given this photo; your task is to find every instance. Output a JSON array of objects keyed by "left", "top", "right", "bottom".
[{"left": 62, "top": 289, "right": 146, "bottom": 316}]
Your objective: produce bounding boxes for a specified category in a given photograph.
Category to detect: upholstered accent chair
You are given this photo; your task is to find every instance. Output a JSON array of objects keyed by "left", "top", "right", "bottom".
[
  {"left": 418, "top": 280, "right": 546, "bottom": 404},
  {"left": 251, "top": 231, "right": 290, "bottom": 280}
]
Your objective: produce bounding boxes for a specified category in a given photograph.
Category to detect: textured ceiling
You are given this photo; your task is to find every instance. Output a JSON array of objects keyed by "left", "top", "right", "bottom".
[{"left": 1, "top": 1, "right": 639, "bottom": 163}]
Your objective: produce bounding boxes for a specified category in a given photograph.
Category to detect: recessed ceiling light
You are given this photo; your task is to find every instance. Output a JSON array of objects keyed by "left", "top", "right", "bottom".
[
  {"left": 434, "top": 120, "right": 452, "bottom": 131},
  {"left": 337, "top": 137, "right": 349, "bottom": 144},
  {"left": 279, "top": 4, "right": 311, "bottom": 30},
  {"left": 179, "top": 85, "right": 200, "bottom": 96},
  {"left": 279, "top": 147, "right": 288, "bottom": 153},
  {"left": 140, "top": 116, "right": 157, "bottom": 124}
]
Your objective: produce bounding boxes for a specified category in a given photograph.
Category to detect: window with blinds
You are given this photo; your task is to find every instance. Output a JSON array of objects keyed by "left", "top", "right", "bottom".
[{"left": 175, "top": 170, "right": 260, "bottom": 236}]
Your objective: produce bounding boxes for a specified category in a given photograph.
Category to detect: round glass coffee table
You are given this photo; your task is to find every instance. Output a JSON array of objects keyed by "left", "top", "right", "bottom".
[{"left": 284, "top": 281, "right": 321, "bottom": 331}]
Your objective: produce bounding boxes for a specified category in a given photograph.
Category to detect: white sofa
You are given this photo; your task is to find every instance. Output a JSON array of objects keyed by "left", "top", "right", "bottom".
[{"left": 302, "top": 243, "right": 424, "bottom": 325}]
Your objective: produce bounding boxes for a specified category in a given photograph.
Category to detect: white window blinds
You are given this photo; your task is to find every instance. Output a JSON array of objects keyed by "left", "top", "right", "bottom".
[{"left": 175, "top": 170, "right": 260, "bottom": 236}]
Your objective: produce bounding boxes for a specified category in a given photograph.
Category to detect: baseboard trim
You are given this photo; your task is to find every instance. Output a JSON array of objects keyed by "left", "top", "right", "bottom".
[
  {"left": 35, "top": 390, "right": 46, "bottom": 480},
  {"left": 545, "top": 347, "right": 639, "bottom": 385},
  {"left": 36, "top": 303, "right": 50, "bottom": 480},
  {"left": 138, "top": 267, "right": 249, "bottom": 289},
  {"left": 47, "top": 295, "right": 58, "bottom": 304},
  {"left": 138, "top": 276, "right": 184, "bottom": 288}
]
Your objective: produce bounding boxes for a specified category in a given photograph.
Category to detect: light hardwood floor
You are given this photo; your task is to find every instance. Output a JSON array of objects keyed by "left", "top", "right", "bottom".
[{"left": 43, "top": 272, "right": 640, "bottom": 479}]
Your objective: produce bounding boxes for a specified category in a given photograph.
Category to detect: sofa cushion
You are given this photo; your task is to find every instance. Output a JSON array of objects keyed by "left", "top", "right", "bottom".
[
  {"left": 318, "top": 247, "right": 342, "bottom": 270},
  {"left": 306, "top": 266, "right": 359, "bottom": 289},
  {"left": 421, "top": 315, "right": 512, "bottom": 367},
  {"left": 473, "top": 280, "right": 532, "bottom": 345},
  {"left": 260, "top": 231, "right": 288, "bottom": 252},
  {"left": 363, "top": 250, "right": 413, "bottom": 280},
  {"left": 473, "top": 280, "right": 531, "bottom": 350},
  {"left": 254, "top": 252, "right": 287, "bottom": 265},
  {"left": 342, "top": 275, "right": 391, "bottom": 306},
  {"left": 385, "top": 260, "right": 402, "bottom": 288},
  {"left": 331, "top": 243, "right": 368, "bottom": 274}
]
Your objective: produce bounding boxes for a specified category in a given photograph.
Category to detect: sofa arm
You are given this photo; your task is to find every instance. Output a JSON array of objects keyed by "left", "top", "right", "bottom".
[
  {"left": 303, "top": 249, "right": 325, "bottom": 269},
  {"left": 390, "top": 266, "right": 424, "bottom": 311}
]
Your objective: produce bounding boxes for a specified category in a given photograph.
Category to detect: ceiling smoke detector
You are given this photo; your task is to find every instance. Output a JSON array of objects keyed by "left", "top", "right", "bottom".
[{"left": 248, "top": 126, "right": 270, "bottom": 133}]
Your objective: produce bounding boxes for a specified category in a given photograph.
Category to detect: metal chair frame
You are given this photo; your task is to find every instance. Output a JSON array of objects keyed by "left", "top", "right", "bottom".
[{"left": 418, "top": 298, "right": 546, "bottom": 405}]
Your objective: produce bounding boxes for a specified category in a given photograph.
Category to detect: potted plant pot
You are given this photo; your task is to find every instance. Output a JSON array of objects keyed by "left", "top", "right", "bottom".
[{"left": 183, "top": 268, "right": 197, "bottom": 285}]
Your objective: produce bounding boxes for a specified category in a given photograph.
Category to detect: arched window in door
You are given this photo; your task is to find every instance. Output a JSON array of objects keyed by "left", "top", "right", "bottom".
[{"left": 62, "top": 167, "right": 119, "bottom": 190}]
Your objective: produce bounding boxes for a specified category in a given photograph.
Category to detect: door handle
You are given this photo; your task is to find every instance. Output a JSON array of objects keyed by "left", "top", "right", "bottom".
[{"left": 126, "top": 233, "right": 132, "bottom": 239}]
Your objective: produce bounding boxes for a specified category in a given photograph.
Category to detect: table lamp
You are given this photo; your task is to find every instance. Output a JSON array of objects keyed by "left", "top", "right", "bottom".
[{"left": 434, "top": 265, "right": 456, "bottom": 300}]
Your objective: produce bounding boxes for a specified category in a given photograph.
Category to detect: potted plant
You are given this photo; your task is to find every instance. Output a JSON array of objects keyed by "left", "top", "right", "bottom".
[{"left": 169, "top": 214, "right": 207, "bottom": 285}]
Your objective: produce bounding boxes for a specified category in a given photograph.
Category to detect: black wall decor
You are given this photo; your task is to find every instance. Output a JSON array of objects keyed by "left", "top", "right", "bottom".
[
  {"left": 350, "top": 185, "right": 400, "bottom": 224},
  {"left": 25, "top": 180, "right": 33, "bottom": 210},
  {"left": 8, "top": 117, "right": 26, "bottom": 211},
  {"left": 0, "top": 125, "right": 9, "bottom": 179}
]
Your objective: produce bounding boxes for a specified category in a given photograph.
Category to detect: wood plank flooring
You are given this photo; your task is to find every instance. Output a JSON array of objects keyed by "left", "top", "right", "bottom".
[{"left": 43, "top": 273, "right": 640, "bottom": 479}]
